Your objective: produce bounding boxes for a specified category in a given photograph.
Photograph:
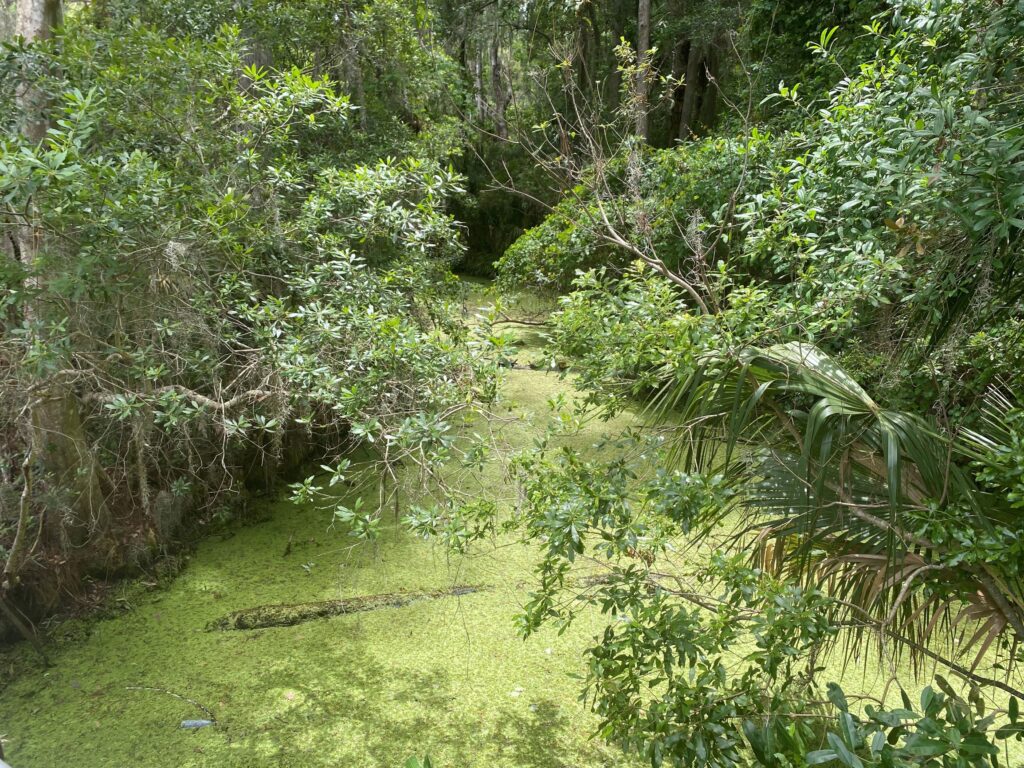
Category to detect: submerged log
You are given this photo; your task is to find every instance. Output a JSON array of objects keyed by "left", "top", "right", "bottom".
[{"left": 208, "top": 585, "right": 486, "bottom": 631}]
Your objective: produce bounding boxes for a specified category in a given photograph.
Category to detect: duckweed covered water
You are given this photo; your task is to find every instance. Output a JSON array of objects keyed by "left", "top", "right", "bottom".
[
  {"left": 0, "top": 289, "right": 641, "bottom": 767},
  {"left": 1, "top": 287, "right": 1020, "bottom": 766}
]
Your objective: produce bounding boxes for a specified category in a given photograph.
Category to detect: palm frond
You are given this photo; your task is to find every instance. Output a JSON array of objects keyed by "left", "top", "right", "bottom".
[{"left": 654, "top": 342, "right": 1024, "bottom": 666}]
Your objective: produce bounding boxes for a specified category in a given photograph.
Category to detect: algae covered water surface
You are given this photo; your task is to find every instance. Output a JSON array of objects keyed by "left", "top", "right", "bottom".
[
  {"left": 0, "top": 288, "right": 639, "bottom": 768},
  {"left": 2, "top": 285, "right": 1021, "bottom": 767}
]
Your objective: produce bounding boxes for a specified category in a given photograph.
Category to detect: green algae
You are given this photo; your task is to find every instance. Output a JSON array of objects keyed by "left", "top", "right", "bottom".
[
  {"left": 1, "top": 283, "right": 1020, "bottom": 766},
  {"left": 0, "top": 286, "right": 639, "bottom": 768}
]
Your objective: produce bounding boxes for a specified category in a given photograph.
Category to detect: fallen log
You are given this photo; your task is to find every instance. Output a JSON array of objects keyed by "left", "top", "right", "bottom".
[{"left": 208, "top": 585, "right": 486, "bottom": 631}]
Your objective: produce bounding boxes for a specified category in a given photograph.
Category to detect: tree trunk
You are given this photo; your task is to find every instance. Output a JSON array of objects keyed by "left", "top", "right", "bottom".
[
  {"left": 16, "top": 0, "right": 61, "bottom": 143},
  {"left": 0, "top": 0, "right": 12, "bottom": 305},
  {"left": 338, "top": 2, "right": 367, "bottom": 130},
  {"left": 635, "top": 0, "right": 651, "bottom": 140},
  {"left": 696, "top": 36, "right": 722, "bottom": 134},
  {"left": 239, "top": 40, "right": 271, "bottom": 91},
  {"left": 16, "top": 0, "right": 59, "bottom": 41},
  {"left": 1, "top": 0, "right": 17, "bottom": 40},
  {"left": 17, "top": 0, "right": 112, "bottom": 540},
  {"left": 239, "top": 22, "right": 272, "bottom": 91},
  {"left": 575, "top": 0, "right": 596, "bottom": 95},
  {"left": 472, "top": 47, "right": 486, "bottom": 123},
  {"left": 490, "top": 32, "right": 507, "bottom": 139},
  {"left": 5, "top": 0, "right": 104, "bottom": 662},
  {"left": 31, "top": 393, "right": 113, "bottom": 544},
  {"left": 678, "top": 40, "right": 704, "bottom": 141},
  {"left": 668, "top": 38, "right": 689, "bottom": 144},
  {"left": 606, "top": 0, "right": 628, "bottom": 110}
]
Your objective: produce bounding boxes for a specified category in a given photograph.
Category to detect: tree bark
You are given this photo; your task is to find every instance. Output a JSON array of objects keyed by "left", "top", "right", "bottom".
[
  {"left": 606, "top": 0, "right": 628, "bottom": 110},
  {"left": 635, "top": 0, "right": 651, "bottom": 140},
  {"left": 471, "top": 41, "right": 486, "bottom": 120},
  {"left": 575, "top": 0, "right": 596, "bottom": 95},
  {"left": 31, "top": 391, "right": 113, "bottom": 545},
  {"left": 16, "top": 0, "right": 61, "bottom": 143},
  {"left": 238, "top": 17, "right": 272, "bottom": 92},
  {"left": 338, "top": 2, "right": 367, "bottom": 130},
  {"left": 17, "top": 0, "right": 112, "bottom": 541},
  {"left": 696, "top": 36, "right": 722, "bottom": 134},
  {"left": 4, "top": 0, "right": 100, "bottom": 662},
  {"left": 239, "top": 40, "right": 271, "bottom": 90},
  {"left": 668, "top": 38, "right": 689, "bottom": 144},
  {"left": 678, "top": 39, "right": 704, "bottom": 141},
  {"left": 490, "top": 31, "right": 507, "bottom": 139},
  {"left": 1, "top": 0, "right": 17, "bottom": 40},
  {"left": 16, "top": 0, "right": 59, "bottom": 41}
]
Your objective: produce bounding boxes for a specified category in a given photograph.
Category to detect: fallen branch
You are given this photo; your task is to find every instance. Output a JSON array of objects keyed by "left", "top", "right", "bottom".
[
  {"left": 84, "top": 386, "right": 274, "bottom": 412},
  {"left": 208, "top": 585, "right": 487, "bottom": 631},
  {"left": 491, "top": 314, "right": 550, "bottom": 327}
]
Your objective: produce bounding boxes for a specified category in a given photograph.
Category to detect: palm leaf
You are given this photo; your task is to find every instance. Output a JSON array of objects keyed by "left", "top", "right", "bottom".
[{"left": 653, "top": 342, "right": 1024, "bottom": 666}]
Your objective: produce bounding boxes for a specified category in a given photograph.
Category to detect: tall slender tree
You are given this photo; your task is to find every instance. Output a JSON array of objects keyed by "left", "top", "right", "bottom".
[
  {"left": 2, "top": 0, "right": 78, "bottom": 660},
  {"left": 490, "top": 29, "right": 508, "bottom": 139},
  {"left": 16, "top": 0, "right": 59, "bottom": 45},
  {"left": 636, "top": 0, "right": 650, "bottom": 139},
  {"left": 16, "top": 0, "right": 60, "bottom": 141}
]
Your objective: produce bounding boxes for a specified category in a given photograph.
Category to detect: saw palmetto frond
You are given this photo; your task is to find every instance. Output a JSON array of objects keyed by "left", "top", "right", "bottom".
[{"left": 654, "top": 342, "right": 1024, "bottom": 668}]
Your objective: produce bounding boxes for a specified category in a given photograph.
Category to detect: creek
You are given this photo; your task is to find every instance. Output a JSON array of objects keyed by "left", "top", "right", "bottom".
[
  {"left": 0, "top": 286, "right": 638, "bottom": 767},
  {"left": 1, "top": 285, "right": 1019, "bottom": 767}
]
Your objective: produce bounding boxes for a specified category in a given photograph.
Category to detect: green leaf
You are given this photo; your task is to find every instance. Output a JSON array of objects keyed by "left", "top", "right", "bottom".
[
  {"left": 838, "top": 713, "right": 859, "bottom": 750},
  {"left": 828, "top": 683, "right": 849, "bottom": 712},
  {"left": 903, "top": 737, "right": 950, "bottom": 757},
  {"left": 807, "top": 749, "right": 839, "bottom": 765},
  {"left": 870, "top": 731, "right": 885, "bottom": 754},
  {"left": 900, "top": 689, "right": 913, "bottom": 711},
  {"left": 827, "top": 732, "right": 863, "bottom": 768}
]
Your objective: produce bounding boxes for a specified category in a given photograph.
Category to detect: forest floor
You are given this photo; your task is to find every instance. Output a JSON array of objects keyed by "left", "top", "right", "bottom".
[{"left": 0, "top": 282, "right": 1021, "bottom": 767}]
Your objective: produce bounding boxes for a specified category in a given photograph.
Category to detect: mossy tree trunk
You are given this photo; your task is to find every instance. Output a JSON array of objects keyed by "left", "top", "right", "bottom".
[
  {"left": 11, "top": 0, "right": 113, "bottom": 583},
  {"left": 490, "top": 29, "right": 508, "bottom": 140}
]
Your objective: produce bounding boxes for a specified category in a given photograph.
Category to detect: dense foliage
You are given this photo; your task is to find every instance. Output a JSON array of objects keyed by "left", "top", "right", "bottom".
[
  {"left": 0, "top": 2, "right": 490, "bottom": 630},
  {"left": 3, "top": 0, "right": 1024, "bottom": 766},
  {"left": 458, "top": 0, "right": 1024, "bottom": 765}
]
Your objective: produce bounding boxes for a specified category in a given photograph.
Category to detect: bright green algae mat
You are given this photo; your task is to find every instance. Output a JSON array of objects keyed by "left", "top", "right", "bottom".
[
  {"left": 1, "top": 285, "right": 1021, "bottom": 766},
  {"left": 0, "top": 344, "right": 640, "bottom": 767}
]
